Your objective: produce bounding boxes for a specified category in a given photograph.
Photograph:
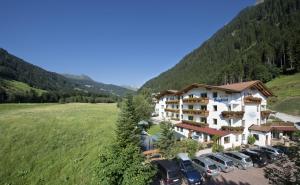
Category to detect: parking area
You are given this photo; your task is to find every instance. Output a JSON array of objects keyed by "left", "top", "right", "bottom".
[{"left": 206, "top": 167, "right": 269, "bottom": 185}]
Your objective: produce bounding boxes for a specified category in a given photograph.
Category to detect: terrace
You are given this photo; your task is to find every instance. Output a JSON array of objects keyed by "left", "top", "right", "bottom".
[
  {"left": 182, "top": 97, "right": 209, "bottom": 104},
  {"left": 165, "top": 100, "right": 180, "bottom": 104},
  {"left": 164, "top": 108, "right": 180, "bottom": 113},
  {"left": 182, "top": 109, "right": 209, "bottom": 116},
  {"left": 221, "top": 111, "right": 245, "bottom": 119},
  {"left": 244, "top": 96, "right": 262, "bottom": 104},
  {"left": 181, "top": 120, "right": 209, "bottom": 127}
]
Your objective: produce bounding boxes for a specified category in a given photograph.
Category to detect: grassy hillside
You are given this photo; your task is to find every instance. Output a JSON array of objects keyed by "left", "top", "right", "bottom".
[
  {"left": 0, "top": 103, "right": 118, "bottom": 185},
  {"left": 1, "top": 79, "right": 46, "bottom": 95},
  {"left": 266, "top": 73, "right": 300, "bottom": 116}
]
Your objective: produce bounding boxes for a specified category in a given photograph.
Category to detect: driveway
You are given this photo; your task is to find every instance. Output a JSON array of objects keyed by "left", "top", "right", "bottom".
[{"left": 272, "top": 112, "right": 300, "bottom": 123}]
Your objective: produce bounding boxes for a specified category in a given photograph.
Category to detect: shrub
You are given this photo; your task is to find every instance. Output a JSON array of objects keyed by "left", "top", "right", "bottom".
[
  {"left": 212, "top": 144, "right": 224, "bottom": 153},
  {"left": 248, "top": 135, "right": 256, "bottom": 145}
]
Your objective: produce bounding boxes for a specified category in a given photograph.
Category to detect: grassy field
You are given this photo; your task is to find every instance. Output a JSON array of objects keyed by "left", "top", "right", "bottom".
[
  {"left": 0, "top": 103, "right": 118, "bottom": 185},
  {"left": 266, "top": 73, "right": 300, "bottom": 116}
]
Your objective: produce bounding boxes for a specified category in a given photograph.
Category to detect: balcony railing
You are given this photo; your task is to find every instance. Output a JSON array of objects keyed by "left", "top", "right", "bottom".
[
  {"left": 221, "top": 111, "right": 245, "bottom": 119},
  {"left": 221, "top": 126, "right": 244, "bottom": 133},
  {"left": 171, "top": 117, "right": 180, "bottom": 121},
  {"left": 182, "top": 109, "right": 209, "bottom": 117},
  {"left": 182, "top": 97, "right": 209, "bottom": 104},
  {"left": 261, "top": 110, "right": 272, "bottom": 118},
  {"left": 166, "top": 100, "right": 180, "bottom": 104},
  {"left": 164, "top": 108, "right": 180, "bottom": 113},
  {"left": 182, "top": 120, "right": 208, "bottom": 127},
  {"left": 244, "top": 96, "right": 262, "bottom": 104}
]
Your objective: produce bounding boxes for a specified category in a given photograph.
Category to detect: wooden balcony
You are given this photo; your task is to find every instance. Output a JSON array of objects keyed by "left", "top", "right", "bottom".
[
  {"left": 166, "top": 100, "right": 179, "bottom": 104},
  {"left": 182, "top": 109, "right": 209, "bottom": 117},
  {"left": 221, "top": 126, "right": 244, "bottom": 133},
  {"left": 221, "top": 111, "right": 244, "bottom": 119},
  {"left": 171, "top": 117, "right": 180, "bottom": 121},
  {"left": 182, "top": 120, "right": 208, "bottom": 127},
  {"left": 261, "top": 110, "right": 272, "bottom": 118},
  {"left": 164, "top": 108, "right": 180, "bottom": 113},
  {"left": 182, "top": 97, "right": 209, "bottom": 104},
  {"left": 244, "top": 96, "right": 262, "bottom": 104}
]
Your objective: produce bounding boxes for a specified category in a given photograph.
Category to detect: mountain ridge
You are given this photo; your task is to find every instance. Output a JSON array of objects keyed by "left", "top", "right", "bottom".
[{"left": 140, "top": 0, "right": 300, "bottom": 92}]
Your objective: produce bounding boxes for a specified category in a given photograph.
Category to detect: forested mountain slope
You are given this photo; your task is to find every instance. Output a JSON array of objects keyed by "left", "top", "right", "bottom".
[{"left": 141, "top": 0, "right": 300, "bottom": 92}]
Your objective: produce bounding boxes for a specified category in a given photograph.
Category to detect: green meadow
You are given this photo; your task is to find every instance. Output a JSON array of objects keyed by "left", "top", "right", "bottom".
[{"left": 0, "top": 103, "right": 118, "bottom": 185}]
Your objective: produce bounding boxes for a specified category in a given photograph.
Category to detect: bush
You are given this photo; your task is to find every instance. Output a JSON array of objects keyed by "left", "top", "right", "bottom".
[
  {"left": 212, "top": 144, "right": 224, "bottom": 153},
  {"left": 248, "top": 135, "right": 256, "bottom": 145}
]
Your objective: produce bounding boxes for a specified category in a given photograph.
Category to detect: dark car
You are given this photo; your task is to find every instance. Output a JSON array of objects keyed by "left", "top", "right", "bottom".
[
  {"left": 179, "top": 160, "right": 203, "bottom": 185},
  {"left": 250, "top": 148, "right": 277, "bottom": 163},
  {"left": 151, "top": 160, "right": 182, "bottom": 185},
  {"left": 272, "top": 145, "right": 289, "bottom": 155},
  {"left": 240, "top": 150, "right": 268, "bottom": 168}
]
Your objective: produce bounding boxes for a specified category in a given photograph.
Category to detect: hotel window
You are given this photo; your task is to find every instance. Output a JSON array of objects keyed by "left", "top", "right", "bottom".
[
  {"left": 201, "top": 105, "right": 207, "bottom": 110},
  {"left": 201, "top": 93, "right": 207, "bottom": 98},
  {"left": 176, "top": 114, "right": 179, "bottom": 118},
  {"left": 228, "top": 119, "right": 232, "bottom": 126},
  {"left": 188, "top": 116, "right": 193, "bottom": 121},
  {"left": 242, "top": 134, "right": 245, "bottom": 141},
  {"left": 161, "top": 105, "right": 164, "bottom": 109},
  {"left": 242, "top": 106, "right": 245, "bottom": 111},
  {"left": 213, "top": 92, "right": 218, "bottom": 98},
  {"left": 181, "top": 105, "right": 183, "bottom": 109},
  {"left": 201, "top": 117, "right": 207, "bottom": 123},
  {"left": 189, "top": 94, "right": 194, "bottom": 98},
  {"left": 228, "top": 105, "right": 232, "bottom": 111},
  {"left": 257, "top": 105, "right": 259, "bottom": 112},
  {"left": 224, "top": 136, "right": 230, "bottom": 144},
  {"left": 176, "top": 127, "right": 179, "bottom": 131},
  {"left": 257, "top": 119, "right": 259, "bottom": 124},
  {"left": 213, "top": 105, "right": 217, "bottom": 111},
  {"left": 181, "top": 115, "right": 183, "bottom": 119},
  {"left": 253, "top": 134, "right": 259, "bottom": 140},
  {"left": 213, "top": 119, "right": 217, "bottom": 125},
  {"left": 235, "top": 135, "right": 239, "bottom": 142},
  {"left": 242, "top": 120, "right": 245, "bottom": 127},
  {"left": 176, "top": 105, "right": 179, "bottom": 109},
  {"left": 172, "top": 105, "right": 175, "bottom": 109},
  {"left": 180, "top": 128, "right": 183, "bottom": 132},
  {"left": 188, "top": 105, "right": 193, "bottom": 110}
]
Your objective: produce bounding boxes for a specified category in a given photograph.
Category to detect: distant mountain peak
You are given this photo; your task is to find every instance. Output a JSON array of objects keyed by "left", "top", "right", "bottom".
[{"left": 62, "top": 73, "right": 93, "bottom": 81}]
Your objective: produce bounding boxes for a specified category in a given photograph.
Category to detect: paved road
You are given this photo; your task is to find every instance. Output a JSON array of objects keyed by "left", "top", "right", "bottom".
[{"left": 272, "top": 112, "right": 300, "bottom": 123}]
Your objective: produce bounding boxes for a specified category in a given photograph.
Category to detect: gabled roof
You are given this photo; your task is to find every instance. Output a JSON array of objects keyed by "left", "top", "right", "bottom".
[
  {"left": 157, "top": 80, "right": 273, "bottom": 98},
  {"left": 249, "top": 122, "right": 297, "bottom": 132},
  {"left": 219, "top": 80, "right": 273, "bottom": 97},
  {"left": 248, "top": 124, "right": 272, "bottom": 132},
  {"left": 176, "top": 123, "right": 231, "bottom": 137},
  {"left": 156, "top": 90, "right": 179, "bottom": 99},
  {"left": 179, "top": 83, "right": 239, "bottom": 94}
]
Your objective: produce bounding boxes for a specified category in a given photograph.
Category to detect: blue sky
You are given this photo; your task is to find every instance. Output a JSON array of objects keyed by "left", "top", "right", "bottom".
[{"left": 0, "top": 0, "right": 254, "bottom": 87}]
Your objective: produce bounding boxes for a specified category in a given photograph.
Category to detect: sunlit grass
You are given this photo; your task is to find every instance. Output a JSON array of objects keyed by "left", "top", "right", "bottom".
[{"left": 0, "top": 103, "right": 118, "bottom": 185}]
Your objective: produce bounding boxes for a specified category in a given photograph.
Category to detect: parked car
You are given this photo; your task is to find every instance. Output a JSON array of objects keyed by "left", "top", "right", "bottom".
[
  {"left": 202, "top": 153, "right": 234, "bottom": 173},
  {"left": 273, "top": 145, "right": 290, "bottom": 155},
  {"left": 176, "top": 153, "right": 203, "bottom": 185},
  {"left": 151, "top": 159, "right": 182, "bottom": 185},
  {"left": 192, "top": 157, "right": 220, "bottom": 178},
  {"left": 260, "top": 146, "right": 284, "bottom": 158},
  {"left": 222, "top": 151, "right": 253, "bottom": 170},
  {"left": 250, "top": 148, "right": 277, "bottom": 163},
  {"left": 240, "top": 149, "right": 268, "bottom": 168}
]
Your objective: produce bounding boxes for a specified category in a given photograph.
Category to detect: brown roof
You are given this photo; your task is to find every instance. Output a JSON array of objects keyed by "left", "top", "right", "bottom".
[
  {"left": 158, "top": 80, "right": 273, "bottom": 98},
  {"left": 156, "top": 90, "right": 179, "bottom": 99},
  {"left": 176, "top": 123, "right": 231, "bottom": 137},
  {"left": 271, "top": 126, "right": 298, "bottom": 132},
  {"left": 249, "top": 123, "right": 297, "bottom": 132},
  {"left": 248, "top": 124, "right": 272, "bottom": 132},
  {"left": 219, "top": 80, "right": 273, "bottom": 97}
]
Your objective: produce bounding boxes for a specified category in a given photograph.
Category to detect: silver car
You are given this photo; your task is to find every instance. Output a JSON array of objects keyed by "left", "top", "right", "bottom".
[
  {"left": 202, "top": 153, "right": 234, "bottom": 173},
  {"left": 192, "top": 157, "right": 220, "bottom": 178},
  {"left": 222, "top": 151, "right": 253, "bottom": 170}
]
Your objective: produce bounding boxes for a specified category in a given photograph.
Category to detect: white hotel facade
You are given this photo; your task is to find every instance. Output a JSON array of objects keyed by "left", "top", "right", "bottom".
[{"left": 154, "top": 81, "right": 275, "bottom": 149}]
